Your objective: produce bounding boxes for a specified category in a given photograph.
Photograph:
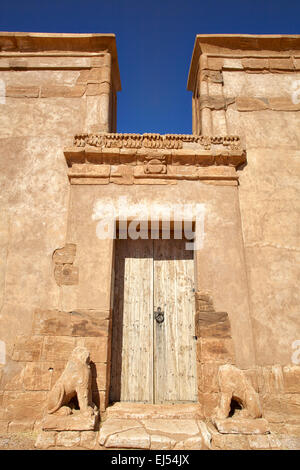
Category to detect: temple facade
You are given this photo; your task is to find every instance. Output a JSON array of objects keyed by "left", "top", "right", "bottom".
[{"left": 0, "top": 32, "right": 299, "bottom": 450}]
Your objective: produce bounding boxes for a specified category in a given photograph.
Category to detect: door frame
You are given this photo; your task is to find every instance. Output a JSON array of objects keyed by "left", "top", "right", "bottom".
[{"left": 109, "top": 220, "right": 199, "bottom": 405}]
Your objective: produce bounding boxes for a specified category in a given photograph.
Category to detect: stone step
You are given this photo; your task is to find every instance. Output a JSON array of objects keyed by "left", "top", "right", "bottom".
[
  {"left": 105, "top": 402, "right": 203, "bottom": 420},
  {"left": 99, "top": 417, "right": 212, "bottom": 450}
]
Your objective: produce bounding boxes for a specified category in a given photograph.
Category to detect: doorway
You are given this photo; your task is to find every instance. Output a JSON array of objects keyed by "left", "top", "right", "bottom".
[{"left": 109, "top": 236, "right": 197, "bottom": 404}]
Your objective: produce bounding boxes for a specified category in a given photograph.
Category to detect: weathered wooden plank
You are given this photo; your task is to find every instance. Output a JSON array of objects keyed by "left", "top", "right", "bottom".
[
  {"left": 110, "top": 238, "right": 153, "bottom": 403},
  {"left": 153, "top": 239, "right": 197, "bottom": 403}
]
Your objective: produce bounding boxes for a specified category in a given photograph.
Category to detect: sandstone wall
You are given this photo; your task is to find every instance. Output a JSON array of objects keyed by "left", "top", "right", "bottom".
[
  {"left": 224, "top": 69, "right": 300, "bottom": 367},
  {"left": 188, "top": 36, "right": 300, "bottom": 367},
  {"left": 0, "top": 34, "right": 119, "bottom": 430}
]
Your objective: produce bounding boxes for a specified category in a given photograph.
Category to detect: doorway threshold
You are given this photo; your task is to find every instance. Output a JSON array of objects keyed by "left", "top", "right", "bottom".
[
  {"left": 99, "top": 402, "right": 210, "bottom": 449},
  {"left": 105, "top": 402, "right": 203, "bottom": 420}
]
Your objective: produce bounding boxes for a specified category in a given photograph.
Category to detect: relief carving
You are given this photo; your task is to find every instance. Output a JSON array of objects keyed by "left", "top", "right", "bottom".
[
  {"left": 73, "top": 132, "right": 242, "bottom": 152},
  {"left": 144, "top": 153, "right": 167, "bottom": 174},
  {"left": 53, "top": 244, "right": 78, "bottom": 286}
]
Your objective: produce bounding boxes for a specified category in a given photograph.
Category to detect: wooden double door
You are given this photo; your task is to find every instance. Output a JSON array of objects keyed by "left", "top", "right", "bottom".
[{"left": 110, "top": 237, "right": 197, "bottom": 404}]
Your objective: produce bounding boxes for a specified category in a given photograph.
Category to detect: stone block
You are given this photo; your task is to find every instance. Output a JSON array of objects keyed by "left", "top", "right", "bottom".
[
  {"left": 142, "top": 419, "right": 200, "bottom": 441},
  {"left": 171, "top": 150, "right": 196, "bottom": 165},
  {"left": 283, "top": 366, "right": 300, "bottom": 393},
  {"left": 42, "top": 412, "right": 98, "bottom": 431},
  {"left": 2, "top": 391, "right": 47, "bottom": 421},
  {"left": 110, "top": 165, "right": 134, "bottom": 184},
  {"left": 56, "top": 431, "right": 81, "bottom": 447},
  {"left": 236, "top": 97, "right": 268, "bottom": 111},
  {"left": 268, "top": 97, "right": 300, "bottom": 111},
  {"left": 199, "top": 363, "right": 219, "bottom": 393},
  {"left": 202, "top": 70, "right": 224, "bottom": 83},
  {"left": 54, "top": 264, "right": 79, "bottom": 286},
  {"left": 269, "top": 57, "right": 294, "bottom": 70},
  {"left": 278, "top": 436, "right": 300, "bottom": 450},
  {"left": 195, "top": 311, "right": 232, "bottom": 338},
  {"left": 6, "top": 86, "right": 39, "bottom": 97},
  {"left": 207, "top": 57, "right": 224, "bottom": 70},
  {"left": 280, "top": 394, "right": 300, "bottom": 424},
  {"left": 1, "top": 363, "right": 25, "bottom": 391},
  {"left": 80, "top": 430, "right": 98, "bottom": 449},
  {"left": 35, "top": 431, "right": 57, "bottom": 449},
  {"left": 41, "top": 336, "right": 76, "bottom": 362},
  {"left": 105, "top": 403, "right": 203, "bottom": 420},
  {"left": 199, "top": 95, "right": 226, "bottom": 110},
  {"left": 69, "top": 164, "right": 110, "bottom": 178},
  {"left": 86, "top": 82, "right": 110, "bottom": 95},
  {"left": 76, "top": 67, "right": 103, "bottom": 84},
  {"left": 268, "top": 434, "right": 283, "bottom": 449},
  {"left": 76, "top": 337, "right": 109, "bottom": 363},
  {"left": 150, "top": 434, "right": 177, "bottom": 450},
  {"left": 102, "top": 149, "right": 120, "bottom": 165},
  {"left": 8, "top": 419, "right": 35, "bottom": 432},
  {"left": 8, "top": 58, "right": 28, "bottom": 69},
  {"left": 284, "top": 424, "right": 300, "bottom": 437},
  {"left": 134, "top": 178, "right": 175, "bottom": 185},
  {"left": 12, "top": 336, "right": 43, "bottom": 362},
  {"left": 70, "top": 177, "right": 109, "bottom": 185},
  {"left": 248, "top": 434, "right": 270, "bottom": 449},
  {"left": 99, "top": 418, "right": 142, "bottom": 446},
  {"left": 105, "top": 427, "right": 150, "bottom": 449},
  {"left": 213, "top": 418, "right": 270, "bottom": 434},
  {"left": 173, "top": 436, "right": 204, "bottom": 450},
  {"left": 241, "top": 58, "right": 269, "bottom": 70},
  {"left": 0, "top": 420, "right": 9, "bottom": 432},
  {"left": 40, "top": 85, "right": 86, "bottom": 98},
  {"left": 91, "top": 362, "right": 107, "bottom": 391},
  {"left": 198, "top": 392, "right": 219, "bottom": 418},
  {"left": 261, "top": 394, "right": 284, "bottom": 423},
  {"left": 33, "top": 309, "right": 110, "bottom": 338},
  {"left": 199, "top": 337, "right": 235, "bottom": 364},
  {"left": 23, "top": 362, "right": 52, "bottom": 391},
  {"left": 222, "top": 58, "right": 243, "bottom": 70},
  {"left": 119, "top": 149, "right": 137, "bottom": 165},
  {"left": 211, "top": 432, "right": 250, "bottom": 450}
]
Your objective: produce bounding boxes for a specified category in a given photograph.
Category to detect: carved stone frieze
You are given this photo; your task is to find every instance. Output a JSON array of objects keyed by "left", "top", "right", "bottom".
[
  {"left": 64, "top": 133, "right": 245, "bottom": 183},
  {"left": 73, "top": 132, "right": 242, "bottom": 152}
]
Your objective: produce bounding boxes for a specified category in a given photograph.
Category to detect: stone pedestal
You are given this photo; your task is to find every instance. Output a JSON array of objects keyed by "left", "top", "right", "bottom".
[
  {"left": 213, "top": 418, "right": 270, "bottom": 435},
  {"left": 35, "top": 411, "right": 99, "bottom": 449},
  {"left": 41, "top": 411, "right": 99, "bottom": 431}
]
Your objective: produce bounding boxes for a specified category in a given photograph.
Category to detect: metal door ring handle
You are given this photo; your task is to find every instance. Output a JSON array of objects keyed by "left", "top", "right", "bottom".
[{"left": 154, "top": 307, "right": 164, "bottom": 324}]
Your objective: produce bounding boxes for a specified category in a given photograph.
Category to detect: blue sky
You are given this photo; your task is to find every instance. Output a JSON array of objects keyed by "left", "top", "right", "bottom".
[{"left": 0, "top": 0, "right": 299, "bottom": 134}]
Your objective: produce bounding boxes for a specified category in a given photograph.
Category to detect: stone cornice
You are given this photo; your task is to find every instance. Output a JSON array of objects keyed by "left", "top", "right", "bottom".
[
  {"left": 64, "top": 133, "right": 245, "bottom": 185},
  {"left": 0, "top": 32, "right": 121, "bottom": 90},
  {"left": 188, "top": 34, "right": 300, "bottom": 91}
]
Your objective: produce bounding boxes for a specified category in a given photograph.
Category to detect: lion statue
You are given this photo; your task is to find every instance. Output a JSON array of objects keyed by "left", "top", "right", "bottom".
[
  {"left": 213, "top": 364, "right": 262, "bottom": 420},
  {"left": 47, "top": 346, "right": 97, "bottom": 416}
]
